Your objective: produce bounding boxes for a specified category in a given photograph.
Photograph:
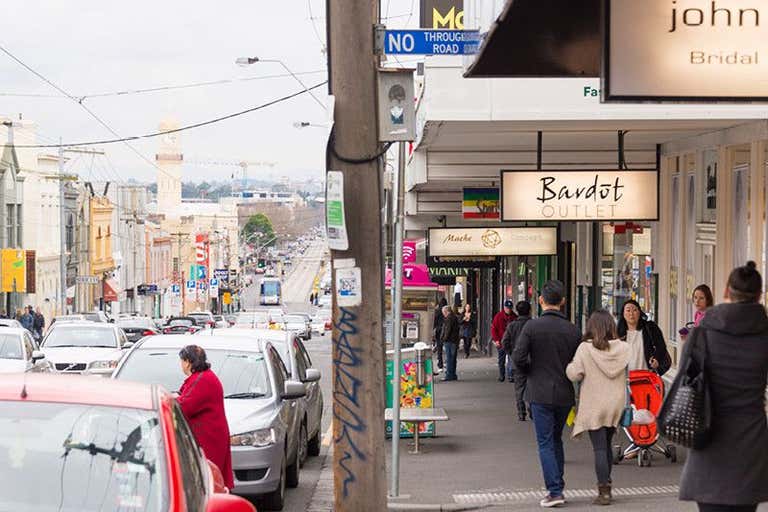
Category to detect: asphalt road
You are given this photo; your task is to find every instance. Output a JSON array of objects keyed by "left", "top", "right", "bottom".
[{"left": 239, "top": 238, "right": 333, "bottom": 512}]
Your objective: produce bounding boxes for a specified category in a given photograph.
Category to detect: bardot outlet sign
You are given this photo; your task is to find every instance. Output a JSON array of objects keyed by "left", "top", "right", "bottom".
[
  {"left": 604, "top": 0, "right": 768, "bottom": 101},
  {"left": 428, "top": 227, "right": 557, "bottom": 257},
  {"left": 501, "top": 170, "right": 659, "bottom": 222}
]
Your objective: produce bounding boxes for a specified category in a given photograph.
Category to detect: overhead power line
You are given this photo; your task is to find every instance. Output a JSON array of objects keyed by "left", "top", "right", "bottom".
[
  {"left": 10, "top": 81, "right": 328, "bottom": 149},
  {"left": 0, "top": 69, "right": 327, "bottom": 100}
]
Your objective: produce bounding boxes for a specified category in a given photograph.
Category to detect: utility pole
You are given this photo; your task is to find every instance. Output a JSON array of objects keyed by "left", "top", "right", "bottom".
[
  {"left": 171, "top": 231, "right": 187, "bottom": 315},
  {"left": 327, "top": 1, "right": 387, "bottom": 510}
]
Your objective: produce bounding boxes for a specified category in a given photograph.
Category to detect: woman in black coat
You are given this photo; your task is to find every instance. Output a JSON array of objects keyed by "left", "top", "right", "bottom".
[
  {"left": 679, "top": 262, "right": 768, "bottom": 512},
  {"left": 616, "top": 299, "right": 672, "bottom": 376}
]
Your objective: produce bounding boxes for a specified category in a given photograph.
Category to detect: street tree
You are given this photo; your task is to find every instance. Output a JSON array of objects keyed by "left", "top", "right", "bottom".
[{"left": 242, "top": 213, "right": 276, "bottom": 246}]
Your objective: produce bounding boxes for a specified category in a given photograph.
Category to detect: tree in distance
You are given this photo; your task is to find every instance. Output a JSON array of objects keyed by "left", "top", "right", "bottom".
[{"left": 242, "top": 213, "right": 276, "bottom": 246}]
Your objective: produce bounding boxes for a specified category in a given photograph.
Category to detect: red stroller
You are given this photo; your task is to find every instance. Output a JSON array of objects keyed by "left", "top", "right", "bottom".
[{"left": 613, "top": 369, "right": 677, "bottom": 467}]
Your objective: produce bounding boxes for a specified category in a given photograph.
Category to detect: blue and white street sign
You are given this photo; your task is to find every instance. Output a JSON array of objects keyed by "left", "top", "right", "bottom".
[
  {"left": 186, "top": 280, "right": 196, "bottom": 292},
  {"left": 171, "top": 284, "right": 181, "bottom": 296},
  {"left": 214, "top": 268, "right": 228, "bottom": 280},
  {"left": 383, "top": 29, "right": 480, "bottom": 56},
  {"left": 210, "top": 278, "right": 220, "bottom": 295}
]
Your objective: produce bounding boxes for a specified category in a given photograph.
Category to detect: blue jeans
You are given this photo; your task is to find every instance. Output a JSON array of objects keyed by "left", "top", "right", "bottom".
[
  {"left": 444, "top": 342, "right": 458, "bottom": 380},
  {"left": 530, "top": 403, "right": 571, "bottom": 497},
  {"left": 497, "top": 347, "right": 513, "bottom": 380}
]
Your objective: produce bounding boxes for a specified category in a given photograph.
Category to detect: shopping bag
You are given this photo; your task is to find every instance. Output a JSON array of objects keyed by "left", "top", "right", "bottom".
[{"left": 566, "top": 406, "right": 576, "bottom": 427}]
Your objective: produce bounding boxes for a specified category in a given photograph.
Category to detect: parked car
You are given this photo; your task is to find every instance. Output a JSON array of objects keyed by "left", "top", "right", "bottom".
[
  {"left": 0, "top": 373, "right": 256, "bottom": 512},
  {"left": 292, "top": 313, "right": 312, "bottom": 341},
  {"left": 0, "top": 319, "right": 23, "bottom": 329},
  {"left": 281, "top": 314, "right": 311, "bottom": 341},
  {"left": 162, "top": 317, "right": 203, "bottom": 335},
  {"left": 310, "top": 310, "right": 332, "bottom": 336},
  {"left": 114, "top": 334, "right": 306, "bottom": 510},
  {"left": 199, "top": 329, "right": 323, "bottom": 463},
  {"left": 41, "top": 322, "right": 130, "bottom": 376},
  {"left": 117, "top": 316, "right": 160, "bottom": 342},
  {"left": 213, "top": 315, "right": 230, "bottom": 329},
  {"left": 189, "top": 311, "right": 217, "bottom": 329},
  {"left": 233, "top": 311, "right": 272, "bottom": 329},
  {"left": 0, "top": 328, "right": 52, "bottom": 373}
]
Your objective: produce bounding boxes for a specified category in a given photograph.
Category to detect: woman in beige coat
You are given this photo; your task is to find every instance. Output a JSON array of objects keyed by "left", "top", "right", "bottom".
[{"left": 566, "top": 310, "right": 630, "bottom": 506}]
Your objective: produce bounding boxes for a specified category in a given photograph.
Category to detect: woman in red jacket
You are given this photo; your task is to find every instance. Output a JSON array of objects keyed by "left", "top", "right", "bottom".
[{"left": 177, "top": 345, "right": 234, "bottom": 489}]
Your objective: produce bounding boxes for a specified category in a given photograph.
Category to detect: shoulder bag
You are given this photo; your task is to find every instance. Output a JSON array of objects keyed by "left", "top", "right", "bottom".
[{"left": 657, "top": 328, "right": 712, "bottom": 449}]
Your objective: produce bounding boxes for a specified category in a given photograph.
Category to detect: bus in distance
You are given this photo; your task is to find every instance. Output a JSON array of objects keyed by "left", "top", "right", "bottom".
[{"left": 260, "top": 277, "right": 282, "bottom": 305}]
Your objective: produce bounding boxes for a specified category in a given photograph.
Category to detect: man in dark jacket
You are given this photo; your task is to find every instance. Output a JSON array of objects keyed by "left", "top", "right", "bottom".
[
  {"left": 502, "top": 300, "right": 532, "bottom": 421},
  {"left": 491, "top": 300, "right": 517, "bottom": 382},
  {"left": 33, "top": 306, "right": 45, "bottom": 340},
  {"left": 440, "top": 305, "right": 460, "bottom": 381},
  {"left": 512, "top": 281, "right": 580, "bottom": 508},
  {"left": 432, "top": 298, "right": 448, "bottom": 371}
]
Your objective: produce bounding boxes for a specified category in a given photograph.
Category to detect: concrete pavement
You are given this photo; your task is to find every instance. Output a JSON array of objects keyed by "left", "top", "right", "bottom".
[{"left": 307, "top": 352, "right": 768, "bottom": 511}]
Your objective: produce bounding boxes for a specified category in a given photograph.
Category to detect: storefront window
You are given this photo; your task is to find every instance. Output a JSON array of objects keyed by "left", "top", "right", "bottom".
[
  {"left": 702, "top": 150, "right": 718, "bottom": 223},
  {"left": 732, "top": 165, "right": 750, "bottom": 267},
  {"left": 686, "top": 170, "right": 696, "bottom": 323},
  {"left": 669, "top": 168, "right": 681, "bottom": 364},
  {"left": 601, "top": 224, "right": 655, "bottom": 320}
]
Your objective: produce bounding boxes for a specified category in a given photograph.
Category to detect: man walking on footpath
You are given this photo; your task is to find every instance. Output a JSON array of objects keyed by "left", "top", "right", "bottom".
[
  {"left": 440, "top": 305, "right": 460, "bottom": 381},
  {"left": 33, "top": 306, "right": 45, "bottom": 341},
  {"left": 513, "top": 281, "right": 580, "bottom": 508},
  {"left": 502, "top": 300, "right": 532, "bottom": 421},
  {"left": 432, "top": 298, "right": 448, "bottom": 372},
  {"left": 20, "top": 306, "right": 34, "bottom": 333},
  {"left": 491, "top": 300, "right": 517, "bottom": 382}
]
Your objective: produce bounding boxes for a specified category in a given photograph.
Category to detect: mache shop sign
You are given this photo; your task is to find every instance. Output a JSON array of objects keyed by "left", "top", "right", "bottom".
[
  {"left": 501, "top": 170, "right": 659, "bottom": 222},
  {"left": 604, "top": 0, "right": 768, "bottom": 101},
  {"left": 428, "top": 227, "right": 557, "bottom": 257}
]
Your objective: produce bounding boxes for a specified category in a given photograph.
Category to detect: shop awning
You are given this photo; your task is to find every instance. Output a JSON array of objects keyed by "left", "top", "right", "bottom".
[
  {"left": 103, "top": 279, "right": 119, "bottom": 303},
  {"left": 464, "top": 0, "right": 600, "bottom": 78},
  {"left": 385, "top": 264, "right": 438, "bottom": 290}
]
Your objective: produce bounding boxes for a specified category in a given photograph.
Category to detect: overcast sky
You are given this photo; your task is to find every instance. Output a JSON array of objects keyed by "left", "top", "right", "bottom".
[{"left": 0, "top": 0, "right": 419, "bottom": 183}]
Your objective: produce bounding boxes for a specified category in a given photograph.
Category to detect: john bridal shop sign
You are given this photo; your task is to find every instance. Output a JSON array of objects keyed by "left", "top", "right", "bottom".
[
  {"left": 501, "top": 170, "right": 659, "bottom": 222},
  {"left": 604, "top": 0, "right": 768, "bottom": 101},
  {"left": 428, "top": 227, "right": 557, "bottom": 257}
]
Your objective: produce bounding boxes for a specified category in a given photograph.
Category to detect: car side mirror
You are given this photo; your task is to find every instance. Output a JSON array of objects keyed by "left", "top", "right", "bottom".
[
  {"left": 31, "top": 350, "right": 45, "bottom": 363},
  {"left": 205, "top": 493, "right": 256, "bottom": 512},
  {"left": 304, "top": 368, "right": 321, "bottom": 383},
  {"left": 282, "top": 380, "right": 306, "bottom": 400}
]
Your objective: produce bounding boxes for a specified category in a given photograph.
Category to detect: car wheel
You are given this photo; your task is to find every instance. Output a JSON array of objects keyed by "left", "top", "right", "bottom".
[
  {"left": 308, "top": 427, "right": 321, "bottom": 457},
  {"left": 286, "top": 442, "right": 301, "bottom": 488},
  {"left": 298, "top": 422, "right": 308, "bottom": 468},
  {"left": 261, "top": 455, "right": 286, "bottom": 511}
]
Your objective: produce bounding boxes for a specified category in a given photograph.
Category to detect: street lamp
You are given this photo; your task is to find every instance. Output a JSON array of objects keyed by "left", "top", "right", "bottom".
[{"left": 236, "top": 56, "right": 326, "bottom": 111}]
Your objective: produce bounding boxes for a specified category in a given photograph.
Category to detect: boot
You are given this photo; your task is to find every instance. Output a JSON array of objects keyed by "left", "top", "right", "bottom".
[{"left": 592, "top": 484, "right": 611, "bottom": 506}]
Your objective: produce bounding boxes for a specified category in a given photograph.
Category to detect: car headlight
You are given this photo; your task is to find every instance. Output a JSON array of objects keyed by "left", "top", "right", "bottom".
[
  {"left": 230, "top": 428, "right": 276, "bottom": 447},
  {"left": 88, "top": 360, "right": 119, "bottom": 370}
]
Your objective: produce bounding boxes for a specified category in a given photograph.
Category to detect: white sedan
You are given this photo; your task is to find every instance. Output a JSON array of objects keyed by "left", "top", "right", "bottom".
[
  {"left": 0, "top": 327, "right": 53, "bottom": 373},
  {"left": 41, "top": 322, "right": 131, "bottom": 376}
]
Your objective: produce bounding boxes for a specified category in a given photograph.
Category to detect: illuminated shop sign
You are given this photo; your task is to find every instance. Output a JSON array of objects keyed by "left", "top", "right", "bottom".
[
  {"left": 603, "top": 0, "right": 768, "bottom": 101},
  {"left": 420, "top": 0, "right": 464, "bottom": 29},
  {"left": 501, "top": 170, "right": 659, "bottom": 221},
  {"left": 428, "top": 227, "right": 557, "bottom": 257}
]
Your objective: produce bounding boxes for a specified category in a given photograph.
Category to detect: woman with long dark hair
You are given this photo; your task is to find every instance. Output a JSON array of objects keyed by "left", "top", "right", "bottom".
[
  {"left": 616, "top": 300, "right": 671, "bottom": 376},
  {"left": 692, "top": 284, "right": 714, "bottom": 327},
  {"left": 679, "top": 262, "right": 768, "bottom": 512},
  {"left": 460, "top": 303, "right": 476, "bottom": 358},
  {"left": 177, "top": 344, "right": 234, "bottom": 489},
  {"left": 567, "top": 310, "right": 630, "bottom": 505}
]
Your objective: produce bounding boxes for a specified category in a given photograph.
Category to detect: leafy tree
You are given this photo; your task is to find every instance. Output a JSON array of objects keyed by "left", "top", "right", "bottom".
[{"left": 242, "top": 213, "right": 276, "bottom": 247}]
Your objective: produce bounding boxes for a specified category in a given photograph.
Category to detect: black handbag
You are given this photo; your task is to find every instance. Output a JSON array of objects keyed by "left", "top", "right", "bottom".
[{"left": 658, "top": 327, "right": 712, "bottom": 449}]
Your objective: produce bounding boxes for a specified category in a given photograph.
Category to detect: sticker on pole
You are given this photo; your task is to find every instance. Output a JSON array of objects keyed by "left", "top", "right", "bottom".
[
  {"left": 335, "top": 267, "right": 362, "bottom": 307},
  {"left": 326, "top": 171, "right": 349, "bottom": 251}
]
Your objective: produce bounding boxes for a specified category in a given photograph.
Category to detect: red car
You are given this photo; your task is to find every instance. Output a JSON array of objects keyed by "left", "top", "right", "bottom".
[{"left": 0, "top": 374, "right": 256, "bottom": 512}]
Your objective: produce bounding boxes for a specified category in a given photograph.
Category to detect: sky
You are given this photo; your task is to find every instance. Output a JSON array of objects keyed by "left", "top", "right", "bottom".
[{"left": 0, "top": 0, "right": 420, "bottom": 184}]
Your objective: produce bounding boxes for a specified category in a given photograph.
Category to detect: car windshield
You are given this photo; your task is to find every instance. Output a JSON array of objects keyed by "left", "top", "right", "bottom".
[
  {"left": 43, "top": 327, "right": 117, "bottom": 348},
  {"left": 283, "top": 315, "right": 304, "bottom": 324},
  {"left": 235, "top": 312, "right": 269, "bottom": 325},
  {"left": 83, "top": 313, "right": 104, "bottom": 322},
  {"left": 188, "top": 314, "right": 210, "bottom": 321},
  {"left": 117, "top": 349, "right": 272, "bottom": 398},
  {"left": 118, "top": 319, "right": 153, "bottom": 329},
  {"left": 168, "top": 319, "right": 193, "bottom": 327},
  {"left": 0, "top": 401, "right": 167, "bottom": 511},
  {"left": 0, "top": 334, "right": 22, "bottom": 359}
]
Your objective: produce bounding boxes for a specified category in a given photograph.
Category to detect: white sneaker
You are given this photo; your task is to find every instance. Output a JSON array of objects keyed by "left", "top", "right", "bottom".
[{"left": 540, "top": 495, "right": 565, "bottom": 508}]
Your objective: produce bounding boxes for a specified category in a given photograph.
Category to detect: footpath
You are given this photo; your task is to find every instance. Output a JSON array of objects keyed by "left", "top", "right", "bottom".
[{"left": 308, "top": 353, "right": 766, "bottom": 511}]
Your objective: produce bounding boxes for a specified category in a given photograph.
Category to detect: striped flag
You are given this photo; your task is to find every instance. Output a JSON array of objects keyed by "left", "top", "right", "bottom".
[{"left": 463, "top": 188, "right": 500, "bottom": 219}]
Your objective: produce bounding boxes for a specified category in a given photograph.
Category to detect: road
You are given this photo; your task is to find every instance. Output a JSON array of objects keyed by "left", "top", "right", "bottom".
[{"left": 240, "top": 238, "right": 333, "bottom": 512}]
